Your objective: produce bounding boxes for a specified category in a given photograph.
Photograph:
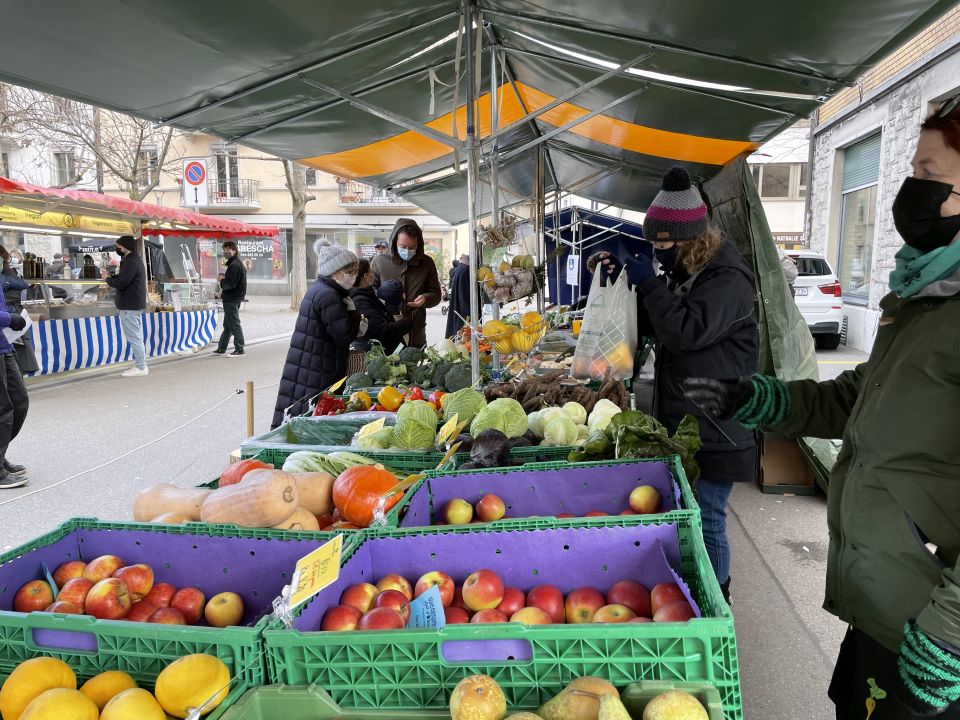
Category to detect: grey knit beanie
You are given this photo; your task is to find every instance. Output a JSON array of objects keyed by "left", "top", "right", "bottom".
[
  {"left": 642, "top": 167, "right": 708, "bottom": 242},
  {"left": 314, "top": 239, "right": 357, "bottom": 276}
]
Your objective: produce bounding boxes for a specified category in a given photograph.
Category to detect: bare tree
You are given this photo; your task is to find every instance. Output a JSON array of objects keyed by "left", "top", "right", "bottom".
[{"left": 283, "top": 160, "right": 316, "bottom": 309}]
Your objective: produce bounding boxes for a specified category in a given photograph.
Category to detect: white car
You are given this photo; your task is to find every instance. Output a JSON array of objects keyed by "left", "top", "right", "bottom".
[{"left": 787, "top": 250, "right": 844, "bottom": 350}]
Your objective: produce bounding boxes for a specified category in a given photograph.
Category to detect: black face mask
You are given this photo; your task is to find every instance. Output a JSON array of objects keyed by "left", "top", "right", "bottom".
[
  {"left": 655, "top": 245, "right": 679, "bottom": 272},
  {"left": 892, "top": 177, "right": 960, "bottom": 253},
  {"left": 115, "top": 249, "right": 125, "bottom": 257}
]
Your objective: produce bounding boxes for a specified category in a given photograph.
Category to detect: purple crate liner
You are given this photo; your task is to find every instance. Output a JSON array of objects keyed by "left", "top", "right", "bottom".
[
  {"left": 295, "top": 523, "right": 701, "bottom": 633},
  {"left": 400, "top": 461, "right": 681, "bottom": 527}
]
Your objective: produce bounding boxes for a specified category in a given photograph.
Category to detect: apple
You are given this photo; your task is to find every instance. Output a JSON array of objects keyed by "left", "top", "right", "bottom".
[
  {"left": 321, "top": 604, "right": 363, "bottom": 631},
  {"left": 315, "top": 513, "right": 334, "bottom": 529},
  {"left": 496, "top": 587, "right": 526, "bottom": 617},
  {"left": 85, "top": 578, "right": 132, "bottom": 620},
  {"left": 564, "top": 587, "right": 605, "bottom": 624},
  {"left": 650, "top": 582, "right": 687, "bottom": 615},
  {"left": 149, "top": 607, "right": 186, "bottom": 624},
  {"left": 629, "top": 485, "right": 662, "bottom": 514},
  {"left": 340, "top": 583, "right": 379, "bottom": 613},
  {"left": 629, "top": 616, "right": 652, "bottom": 623},
  {"left": 170, "top": 587, "right": 205, "bottom": 625},
  {"left": 584, "top": 510, "right": 608, "bottom": 517},
  {"left": 450, "top": 587, "right": 470, "bottom": 612},
  {"left": 57, "top": 577, "right": 94, "bottom": 610},
  {"left": 526, "top": 585, "right": 564, "bottom": 624},
  {"left": 45, "top": 600, "right": 81, "bottom": 614},
  {"left": 556, "top": 513, "right": 576, "bottom": 519},
  {"left": 13, "top": 580, "right": 54, "bottom": 613},
  {"left": 619, "top": 509, "right": 637, "bottom": 516},
  {"left": 82, "top": 555, "right": 124, "bottom": 583},
  {"left": 376, "top": 574, "right": 413, "bottom": 600},
  {"left": 374, "top": 589, "right": 411, "bottom": 624},
  {"left": 653, "top": 601, "right": 695, "bottom": 623},
  {"left": 510, "top": 607, "right": 552, "bottom": 625},
  {"left": 357, "top": 607, "right": 405, "bottom": 630},
  {"left": 112, "top": 564, "right": 154, "bottom": 602},
  {"left": 204, "top": 592, "right": 244, "bottom": 628},
  {"left": 143, "top": 582, "right": 176, "bottom": 608},
  {"left": 461, "top": 569, "right": 504, "bottom": 611},
  {"left": 470, "top": 609, "right": 508, "bottom": 623},
  {"left": 606, "top": 580, "right": 651, "bottom": 618},
  {"left": 126, "top": 600, "right": 160, "bottom": 622},
  {"left": 52, "top": 561, "right": 87, "bottom": 588},
  {"left": 443, "top": 498, "right": 473, "bottom": 525},
  {"left": 415, "top": 571, "right": 455, "bottom": 607},
  {"left": 593, "top": 604, "right": 637, "bottom": 623},
  {"left": 444, "top": 606, "right": 470, "bottom": 624},
  {"left": 475, "top": 494, "right": 506, "bottom": 522}
]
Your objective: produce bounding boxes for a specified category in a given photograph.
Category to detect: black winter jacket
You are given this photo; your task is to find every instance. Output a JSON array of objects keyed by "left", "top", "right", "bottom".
[
  {"left": 219, "top": 254, "right": 247, "bottom": 303},
  {"left": 445, "top": 261, "right": 474, "bottom": 338},
  {"left": 272, "top": 276, "right": 360, "bottom": 427},
  {"left": 349, "top": 287, "right": 411, "bottom": 352},
  {"left": 105, "top": 252, "right": 146, "bottom": 311}
]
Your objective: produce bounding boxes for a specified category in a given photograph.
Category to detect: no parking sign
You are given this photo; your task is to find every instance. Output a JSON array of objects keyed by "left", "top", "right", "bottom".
[{"left": 182, "top": 159, "right": 209, "bottom": 207}]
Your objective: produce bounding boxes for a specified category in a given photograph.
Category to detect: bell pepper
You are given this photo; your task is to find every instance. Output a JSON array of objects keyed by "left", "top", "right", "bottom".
[
  {"left": 404, "top": 387, "right": 425, "bottom": 402},
  {"left": 349, "top": 390, "right": 373, "bottom": 411},
  {"left": 429, "top": 390, "right": 446, "bottom": 407},
  {"left": 377, "top": 386, "right": 404, "bottom": 412}
]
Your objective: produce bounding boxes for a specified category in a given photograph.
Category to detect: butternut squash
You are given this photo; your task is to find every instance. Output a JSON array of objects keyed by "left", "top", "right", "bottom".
[
  {"left": 200, "top": 469, "right": 299, "bottom": 527},
  {"left": 292, "top": 472, "right": 335, "bottom": 515},
  {"left": 149, "top": 512, "right": 192, "bottom": 525},
  {"left": 272, "top": 507, "right": 321, "bottom": 531},
  {"left": 133, "top": 484, "right": 212, "bottom": 522}
]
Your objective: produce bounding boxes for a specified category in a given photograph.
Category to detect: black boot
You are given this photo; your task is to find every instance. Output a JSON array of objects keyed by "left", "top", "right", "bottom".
[{"left": 720, "top": 578, "right": 731, "bottom": 605}]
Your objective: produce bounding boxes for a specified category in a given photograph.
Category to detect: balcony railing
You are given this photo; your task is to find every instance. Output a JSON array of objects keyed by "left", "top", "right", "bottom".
[
  {"left": 205, "top": 178, "right": 260, "bottom": 207},
  {"left": 338, "top": 180, "right": 410, "bottom": 207}
]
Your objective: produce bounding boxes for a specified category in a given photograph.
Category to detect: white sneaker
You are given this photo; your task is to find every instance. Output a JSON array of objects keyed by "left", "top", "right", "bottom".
[{"left": 121, "top": 367, "right": 149, "bottom": 377}]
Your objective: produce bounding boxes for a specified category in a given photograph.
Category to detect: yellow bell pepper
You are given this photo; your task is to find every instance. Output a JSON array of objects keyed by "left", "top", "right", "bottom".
[
  {"left": 377, "top": 386, "right": 404, "bottom": 412},
  {"left": 349, "top": 391, "right": 372, "bottom": 411}
]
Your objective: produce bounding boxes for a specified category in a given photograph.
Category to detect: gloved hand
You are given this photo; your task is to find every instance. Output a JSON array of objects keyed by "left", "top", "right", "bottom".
[
  {"left": 357, "top": 315, "right": 369, "bottom": 338},
  {"left": 343, "top": 297, "right": 356, "bottom": 312},
  {"left": 8, "top": 314, "right": 26, "bottom": 332},
  {"left": 624, "top": 253, "right": 655, "bottom": 286},
  {"left": 892, "top": 621, "right": 960, "bottom": 716},
  {"left": 589, "top": 252, "right": 622, "bottom": 280},
  {"left": 683, "top": 377, "right": 755, "bottom": 420}
]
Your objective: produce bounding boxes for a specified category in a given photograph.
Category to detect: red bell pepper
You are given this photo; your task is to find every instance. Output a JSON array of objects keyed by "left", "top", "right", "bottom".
[{"left": 404, "top": 387, "right": 425, "bottom": 402}]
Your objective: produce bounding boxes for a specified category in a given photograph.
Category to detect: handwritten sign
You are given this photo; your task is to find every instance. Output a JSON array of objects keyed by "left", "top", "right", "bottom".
[{"left": 289, "top": 535, "right": 343, "bottom": 609}]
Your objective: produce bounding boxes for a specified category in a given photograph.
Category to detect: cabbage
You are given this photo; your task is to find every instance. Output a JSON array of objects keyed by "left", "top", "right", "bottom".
[
  {"left": 434, "top": 338, "right": 457, "bottom": 358},
  {"left": 443, "top": 388, "right": 487, "bottom": 425},
  {"left": 576, "top": 424, "right": 590, "bottom": 440},
  {"left": 358, "top": 426, "right": 395, "bottom": 450},
  {"left": 562, "top": 402, "right": 587, "bottom": 426},
  {"left": 543, "top": 416, "right": 578, "bottom": 446},
  {"left": 470, "top": 398, "right": 528, "bottom": 438},
  {"left": 527, "top": 410, "right": 545, "bottom": 438},
  {"left": 588, "top": 399, "right": 622, "bottom": 432},
  {"left": 393, "top": 400, "right": 439, "bottom": 449},
  {"left": 541, "top": 407, "right": 568, "bottom": 428}
]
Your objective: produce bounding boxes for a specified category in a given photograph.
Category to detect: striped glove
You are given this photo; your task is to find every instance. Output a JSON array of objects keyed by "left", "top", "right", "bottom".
[{"left": 894, "top": 621, "right": 960, "bottom": 716}]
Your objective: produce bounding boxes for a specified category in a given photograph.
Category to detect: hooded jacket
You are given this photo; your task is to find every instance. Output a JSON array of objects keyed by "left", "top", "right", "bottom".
[
  {"left": 219, "top": 253, "right": 247, "bottom": 303},
  {"left": 349, "top": 286, "right": 412, "bottom": 352},
  {"left": 105, "top": 251, "right": 146, "bottom": 311}
]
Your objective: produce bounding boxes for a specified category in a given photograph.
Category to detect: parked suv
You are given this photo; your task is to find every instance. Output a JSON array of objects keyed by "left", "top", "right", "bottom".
[{"left": 787, "top": 250, "right": 844, "bottom": 350}]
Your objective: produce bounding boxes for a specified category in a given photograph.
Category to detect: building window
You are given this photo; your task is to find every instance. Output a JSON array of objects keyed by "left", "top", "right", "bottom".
[
  {"left": 751, "top": 162, "right": 808, "bottom": 200},
  {"left": 305, "top": 168, "right": 317, "bottom": 186},
  {"left": 54, "top": 151, "right": 77, "bottom": 186},
  {"left": 0, "top": 152, "right": 8, "bottom": 178},
  {"left": 212, "top": 145, "right": 240, "bottom": 198},
  {"left": 136, "top": 147, "right": 159, "bottom": 186},
  {"left": 798, "top": 163, "right": 808, "bottom": 198},
  {"left": 837, "top": 133, "right": 882, "bottom": 300}
]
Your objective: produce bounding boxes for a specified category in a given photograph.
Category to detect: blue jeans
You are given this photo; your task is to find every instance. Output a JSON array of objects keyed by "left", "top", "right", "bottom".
[
  {"left": 118, "top": 310, "right": 146, "bottom": 370},
  {"left": 697, "top": 478, "right": 734, "bottom": 584}
]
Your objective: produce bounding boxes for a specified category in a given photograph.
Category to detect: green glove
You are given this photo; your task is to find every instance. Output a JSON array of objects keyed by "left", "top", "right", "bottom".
[{"left": 896, "top": 621, "right": 960, "bottom": 716}]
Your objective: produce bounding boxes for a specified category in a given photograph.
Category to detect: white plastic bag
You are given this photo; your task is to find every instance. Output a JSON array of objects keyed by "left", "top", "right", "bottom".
[{"left": 571, "top": 270, "right": 637, "bottom": 380}]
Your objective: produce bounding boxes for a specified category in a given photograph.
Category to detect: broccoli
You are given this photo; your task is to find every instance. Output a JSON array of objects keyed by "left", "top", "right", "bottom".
[
  {"left": 444, "top": 364, "right": 474, "bottom": 392},
  {"left": 411, "top": 363, "right": 435, "bottom": 388},
  {"left": 399, "top": 347, "right": 426, "bottom": 365},
  {"left": 366, "top": 356, "right": 391, "bottom": 383},
  {"left": 346, "top": 372, "right": 373, "bottom": 390},
  {"left": 432, "top": 361, "right": 453, "bottom": 389}
]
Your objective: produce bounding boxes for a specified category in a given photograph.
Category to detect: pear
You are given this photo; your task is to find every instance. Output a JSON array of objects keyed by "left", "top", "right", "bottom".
[
  {"left": 597, "top": 695, "right": 632, "bottom": 720},
  {"left": 450, "top": 675, "right": 507, "bottom": 720},
  {"left": 506, "top": 714, "right": 543, "bottom": 720},
  {"left": 642, "top": 691, "right": 708, "bottom": 720}
]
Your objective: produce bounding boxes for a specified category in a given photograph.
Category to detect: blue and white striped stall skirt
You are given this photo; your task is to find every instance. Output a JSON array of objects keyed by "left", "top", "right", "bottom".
[{"left": 27, "top": 309, "right": 218, "bottom": 376}]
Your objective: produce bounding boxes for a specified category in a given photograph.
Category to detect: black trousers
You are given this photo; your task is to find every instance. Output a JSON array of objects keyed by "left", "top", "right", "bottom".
[
  {"left": 0, "top": 353, "right": 29, "bottom": 463},
  {"left": 830, "top": 626, "right": 960, "bottom": 719},
  {"left": 217, "top": 302, "right": 244, "bottom": 352}
]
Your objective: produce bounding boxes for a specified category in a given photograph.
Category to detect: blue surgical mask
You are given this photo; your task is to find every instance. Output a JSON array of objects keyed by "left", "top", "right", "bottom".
[
  {"left": 398, "top": 247, "right": 414, "bottom": 261},
  {"left": 654, "top": 246, "right": 678, "bottom": 271}
]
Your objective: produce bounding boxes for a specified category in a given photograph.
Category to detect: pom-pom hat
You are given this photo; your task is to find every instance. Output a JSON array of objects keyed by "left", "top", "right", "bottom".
[{"left": 642, "top": 167, "right": 708, "bottom": 242}]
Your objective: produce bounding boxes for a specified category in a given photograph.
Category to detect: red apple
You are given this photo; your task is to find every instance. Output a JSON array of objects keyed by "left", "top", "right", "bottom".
[
  {"left": 470, "top": 609, "right": 508, "bottom": 624},
  {"left": 321, "top": 604, "right": 363, "bottom": 631},
  {"left": 606, "top": 580, "right": 651, "bottom": 618},
  {"left": 443, "top": 498, "right": 473, "bottom": 525},
  {"left": 170, "top": 587, "right": 205, "bottom": 625},
  {"left": 376, "top": 574, "right": 413, "bottom": 600},
  {"left": 461, "top": 569, "right": 504, "bottom": 611},
  {"left": 619, "top": 509, "right": 637, "bottom": 516},
  {"left": 374, "top": 589, "right": 410, "bottom": 624},
  {"left": 112, "top": 564, "right": 154, "bottom": 602},
  {"left": 526, "top": 585, "right": 565, "bottom": 624},
  {"left": 450, "top": 587, "right": 470, "bottom": 612},
  {"left": 475, "top": 494, "right": 506, "bottom": 522},
  {"left": 357, "top": 607, "right": 405, "bottom": 630},
  {"left": 45, "top": 600, "right": 81, "bottom": 614},
  {"left": 340, "top": 583, "right": 379, "bottom": 613},
  {"left": 629, "top": 485, "right": 662, "bottom": 514},
  {"left": 82, "top": 555, "right": 124, "bottom": 583},
  {"left": 143, "top": 582, "right": 176, "bottom": 608},
  {"left": 496, "top": 587, "right": 526, "bottom": 617},
  {"left": 564, "top": 587, "right": 606, "bottom": 624},
  {"left": 84, "top": 578, "right": 132, "bottom": 620},
  {"left": 653, "top": 601, "right": 695, "bottom": 623},
  {"left": 315, "top": 512, "right": 334, "bottom": 530},
  {"left": 556, "top": 513, "right": 576, "bottom": 519},
  {"left": 629, "top": 616, "right": 652, "bottom": 623},
  {"left": 415, "top": 571, "right": 455, "bottom": 607},
  {"left": 204, "top": 592, "right": 244, "bottom": 628},
  {"left": 650, "top": 582, "right": 687, "bottom": 615},
  {"left": 52, "top": 561, "right": 87, "bottom": 588},
  {"left": 149, "top": 607, "right": 186, "bottom": 624},
  {"left": 126, "top": 600, "right": 160, "bottom": 622},
  {"left": 444, "top": 606, "right": 470, "bottom": 624},
  {"left": 593, "top": 604, "right": 637, "bottom": 623},
  {"left": 57, "top": 577, "right": 94, "bottom": 611},
  {"left": 510, "top": 607, "right": 552, "bottom": 625},
  {"left": 584, "top": 510, "right": 608, "bottom": 517},
  {"left": 13, "top": 580, "right": 55, "bottom": 613}
]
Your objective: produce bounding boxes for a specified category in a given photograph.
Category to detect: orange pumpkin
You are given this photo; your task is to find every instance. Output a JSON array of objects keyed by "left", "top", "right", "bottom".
[
  {"left": 332, "top": 466, "right": 403, "bottom": 527},
  {"left": 220, "top": 459, "right": 273, "bottom": 487}
]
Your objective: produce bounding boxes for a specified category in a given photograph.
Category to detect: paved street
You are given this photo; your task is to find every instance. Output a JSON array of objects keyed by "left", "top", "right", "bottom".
[{"left": 0, "top": 300, "right": 866, "bottom": 719}]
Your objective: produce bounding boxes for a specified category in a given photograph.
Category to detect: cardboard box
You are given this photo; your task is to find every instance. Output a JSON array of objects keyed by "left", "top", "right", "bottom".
[{"left": 760, "top": 434, "right": 814, "bottom": 491}]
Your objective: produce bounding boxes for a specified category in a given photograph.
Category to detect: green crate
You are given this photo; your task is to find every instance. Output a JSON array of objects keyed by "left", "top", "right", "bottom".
[
  {"left": 221, "top": 681, "right": 725, "bottom": 719},
  {"left": 238, "top": 445, "right": 460, "bottom": 475},
  {"left": 263, "top": 518, "right": 741, "bottom": 720}
]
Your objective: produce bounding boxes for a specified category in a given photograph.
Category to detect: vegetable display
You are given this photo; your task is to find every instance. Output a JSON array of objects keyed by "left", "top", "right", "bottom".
[
  {"left": 484, "top": 368, "right": 631, "bottom": 414},
  {"left": 470, "top": 398, "right": 528, "bottom": 439}
]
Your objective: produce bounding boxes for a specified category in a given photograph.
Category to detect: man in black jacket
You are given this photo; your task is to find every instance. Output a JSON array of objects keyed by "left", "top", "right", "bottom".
[
  {"left": 102, "top": 236, "right": 148, "bottom": 377},
  {"left": 214, "top": 240, "right": 247, "bottom": 356}
]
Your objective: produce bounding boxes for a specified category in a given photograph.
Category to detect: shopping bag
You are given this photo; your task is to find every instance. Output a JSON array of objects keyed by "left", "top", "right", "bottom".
[{"left": 571, "top": 270, "right": 637, "bottom": 380}]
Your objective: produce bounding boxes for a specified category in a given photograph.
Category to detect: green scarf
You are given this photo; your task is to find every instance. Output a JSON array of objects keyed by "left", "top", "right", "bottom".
[{"left": 888, "top": 242, "right": 960, "bottom": 298}]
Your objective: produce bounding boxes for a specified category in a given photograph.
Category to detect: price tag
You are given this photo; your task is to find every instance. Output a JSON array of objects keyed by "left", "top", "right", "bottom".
[
  {"left": 407, "top": 584, "right": 446, "bottom": 628},
  {"left": 326, "top": 377, "right": 347, "bottom": 394},
  {"left": 289, "top": 535, "right": 343, "bottom": 609},
  {"left": 436, "top": 413, "right": 460, "bottom": 447},
  {"left": 436, "top": 441, "right": 463, "bottom": 470},
  {"left": 40, "top": 562, "right": 59, "bottom": 598}
]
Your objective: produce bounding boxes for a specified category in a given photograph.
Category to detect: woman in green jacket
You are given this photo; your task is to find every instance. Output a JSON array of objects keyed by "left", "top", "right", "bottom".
[{"left": 687, "top": 100, "right": 960, "bottom": 718}]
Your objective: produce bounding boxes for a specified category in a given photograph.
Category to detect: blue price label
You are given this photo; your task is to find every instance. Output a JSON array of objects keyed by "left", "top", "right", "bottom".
[{"left": 406, "top": 584, "right": 446, "bottom": 629}]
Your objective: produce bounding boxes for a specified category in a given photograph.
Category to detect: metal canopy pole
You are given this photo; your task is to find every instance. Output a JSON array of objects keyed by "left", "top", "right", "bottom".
[
  {"left": 489, "top": 44, "right": 502, "bottom": 373},
  {"left": 464, "top": 0, "right": 481, "bottom": 384}
]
